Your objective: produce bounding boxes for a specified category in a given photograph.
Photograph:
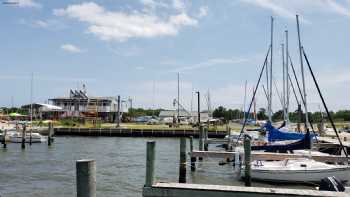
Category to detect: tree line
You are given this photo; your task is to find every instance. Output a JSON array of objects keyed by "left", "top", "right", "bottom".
[{"left": 212, "top": 106, "right": 350, "bottom": 122}]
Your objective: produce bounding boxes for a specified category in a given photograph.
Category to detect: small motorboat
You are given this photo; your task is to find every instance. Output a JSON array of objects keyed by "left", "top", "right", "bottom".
[
  {"left": 9, "top": 132, "right": 46, "bottom": 143},
  {"left": 241, "top": 158, "right": 350, "bottom": 183}
]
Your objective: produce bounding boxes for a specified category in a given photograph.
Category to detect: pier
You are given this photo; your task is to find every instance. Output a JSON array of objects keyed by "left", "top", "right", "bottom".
[
  {"left": 141, "top": 139, "right": 348, "bottom": 197},
  {"left": 53, "top": 127, "right": 227, "bottom": 138}
]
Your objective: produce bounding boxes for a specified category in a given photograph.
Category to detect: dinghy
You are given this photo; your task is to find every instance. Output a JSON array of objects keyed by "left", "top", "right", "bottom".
[{"left": 241, "top": 158, "right": 350, "bottom": 183}]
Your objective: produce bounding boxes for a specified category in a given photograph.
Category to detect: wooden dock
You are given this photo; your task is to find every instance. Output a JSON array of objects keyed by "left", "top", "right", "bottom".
[
  {"left": 142, "top": 139, "right": 349, "bottom": 197},
  {"left": 53, "top": 127, "right": 227, "bottom": 138},
  {"left": 143, "top": 183, "right": 348, "bottom": 197}
]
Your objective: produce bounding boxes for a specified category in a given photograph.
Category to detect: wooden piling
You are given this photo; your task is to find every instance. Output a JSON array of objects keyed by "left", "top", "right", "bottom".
[
  {"left": 244, "top": 135, "right": 251, "bottom": 186},
  {"left": 76, "top": 159, "right": 96, "bottom": 197},
  {"left": 179, "top": 138, "right": 187, "bottom": 183},
  {"left": 48, "top": 122, "right": 54, "bottom": 146},
  {"left": 29, "top": 125, "right": 32, "bottom": 146},
  {"left": 21, "top": 124, "right": 26, "bottom": 149},
  {"left": 2, "top": 129, "right": 7, "bottom": 148},
  {"left": 198, "top": 125, "right": 204, "bottom": 161},
  {"left": 189, "top": 136, "right": 196, "bottom": 171},
  {"left": 234, "top": 151, "right": 240, "bottom": 172},
  {"left": 204, "top": 127, "right": 208, "bottom": 151},
  {"left": 145, "top": 141, "right": 156, "bottom": 187}
]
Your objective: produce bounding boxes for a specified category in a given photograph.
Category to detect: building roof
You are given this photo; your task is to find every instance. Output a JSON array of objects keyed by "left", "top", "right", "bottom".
[
  {"left": 22, "top": 103, "right": 63, "bottom": 111},
  {"left": 50, "top": 96, "right": 116, "bottom": 101}
]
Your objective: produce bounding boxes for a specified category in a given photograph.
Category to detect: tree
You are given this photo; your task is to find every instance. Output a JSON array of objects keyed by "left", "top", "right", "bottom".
[
  {"left": 213, "top": 106, "right": 226, "bottom": 118},
  {"left": 257, "top": 108, "right": 268, "bottom": 120}
]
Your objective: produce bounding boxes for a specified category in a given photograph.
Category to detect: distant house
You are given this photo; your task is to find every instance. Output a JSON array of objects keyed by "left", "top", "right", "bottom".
[
  {"left": 158, "top": 110, "right": 210, "bottom": 123},
  {"left": 46, "top": 89, "right": 119, "bottom": 122},
  {"left": 21, "top": 103, "right": 62, "bottom": 120}
]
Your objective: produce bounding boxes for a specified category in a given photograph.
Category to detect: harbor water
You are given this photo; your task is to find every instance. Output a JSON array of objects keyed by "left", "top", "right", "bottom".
[{"left": 0, "top": 137, "right": 312, "bottom": 197}]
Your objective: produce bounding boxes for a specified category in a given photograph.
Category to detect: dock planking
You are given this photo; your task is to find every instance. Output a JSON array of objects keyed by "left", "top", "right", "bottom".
[{"left": 143, "top": 183, "right": 348, "bottom": 197}]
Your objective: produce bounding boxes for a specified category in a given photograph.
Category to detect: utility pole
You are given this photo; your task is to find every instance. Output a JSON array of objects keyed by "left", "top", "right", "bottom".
[
  {"left": 117, "top": 95, "right": 121, "bottom": 127},
  {"left": 196, "top": 91, "right": 200, "bottom": 125},
  {"left": 128, "top": 97, "right": 133, "bottom": 120},
  {"left": 177, "top": 72, "right": 180, "bottom": 124},
  {"left": 29, "top": 72, "right": 33, "bottom": 145}
]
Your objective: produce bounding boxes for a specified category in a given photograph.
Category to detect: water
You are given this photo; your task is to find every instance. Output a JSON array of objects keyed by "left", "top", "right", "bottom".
[{"left": 0, "top": 137, "right": 312, "bottom": 197}]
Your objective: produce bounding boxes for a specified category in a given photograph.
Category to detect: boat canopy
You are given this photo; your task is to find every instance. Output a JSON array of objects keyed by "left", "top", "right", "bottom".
[
  {"left": 252, "top": 129, "right": 311, "bottom": 152},
  {"left": 264, "top": 121, "right": 305, "bottom": 142}
]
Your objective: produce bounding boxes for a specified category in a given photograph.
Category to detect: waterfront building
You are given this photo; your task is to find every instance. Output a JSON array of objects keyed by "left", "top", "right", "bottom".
[{"left": 47, "top": 89, "right": 119, "bottom": 122}]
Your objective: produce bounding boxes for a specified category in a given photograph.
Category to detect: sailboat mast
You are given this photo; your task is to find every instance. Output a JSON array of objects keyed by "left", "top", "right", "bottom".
[
  {"left": 253, "top": 86, "right": 257, "bottom": 120},
  {"left": 268, "top": 16, "right": 274, "bottom": 122},
  {"left": 282, "top": 43, "right": 286, "bottom": 122},
  {"left": 296, "top": 15, "right": 309, "bottom": 129},
  {"left": 243, "top": 80, "right": 248, "bottom": 122},
  {"left": 285, "top": 30, "right": 290, "bottom": 125}
]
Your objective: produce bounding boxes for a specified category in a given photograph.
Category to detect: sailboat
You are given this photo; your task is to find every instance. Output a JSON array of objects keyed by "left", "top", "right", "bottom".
[
  {"left": 242, "top": 158, "right": 350, "bottom": 183},
  {"left": 239, "top": 15, "right": 350, "bottom": 184}
]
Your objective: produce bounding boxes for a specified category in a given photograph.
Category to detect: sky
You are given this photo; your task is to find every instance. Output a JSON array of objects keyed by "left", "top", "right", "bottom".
[{"left": 1, "top": 0, "right": 350, "bottom": 113}]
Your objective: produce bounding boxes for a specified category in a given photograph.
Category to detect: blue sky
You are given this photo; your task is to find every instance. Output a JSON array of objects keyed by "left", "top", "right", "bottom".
[{"left": 1, "top": 0, "right": 350, "bottom": 112}]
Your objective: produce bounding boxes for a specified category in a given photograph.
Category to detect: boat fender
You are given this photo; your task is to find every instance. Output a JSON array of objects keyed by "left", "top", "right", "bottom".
[{"left": 319, "top": 176, "right": 345, "bottom": 192}]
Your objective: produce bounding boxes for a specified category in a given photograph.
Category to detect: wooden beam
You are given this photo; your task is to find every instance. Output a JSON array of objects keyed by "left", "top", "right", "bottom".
[{"left": 143, "top": 183, "right": 347, "bottom": 197}]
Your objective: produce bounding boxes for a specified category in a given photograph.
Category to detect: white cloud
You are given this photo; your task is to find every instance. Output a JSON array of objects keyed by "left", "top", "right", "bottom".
[
  {"left": 240, "top": 0, "right": 350, "bottom": 22},
  {"left": 170, "top": 57, "right": 248, "bottom": 73},
  {"left": 54, "top": 2, "right": 200, "bottom": 42},
  {"left": 241, "top": 0, "right": 308, "bottom": 23},
  {"left": 17, "top": 0, "right": 42, "bottom": 8},
  {"left": 198, "top": 6, "right": 208, "bottom": 18},
  {"left": 60, "top": 44, "right": 83, "bottom": 53},
  {"left": 173, "top": 0, "right": 185, "bottom": 12},
  {"left": 34, "top": 20, "right": 48, "bottom": 28},
  {"left": 325, "top": 0, "right": 350, "bottom": 16}
]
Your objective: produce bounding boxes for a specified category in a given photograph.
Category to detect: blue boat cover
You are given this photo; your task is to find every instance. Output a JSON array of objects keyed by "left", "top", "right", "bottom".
[
  {"left": 251, "top": 130, "right": 311, "bottom": 152},
  {"left": 264, "top": 121, "right": 306, "bottom": 142}
]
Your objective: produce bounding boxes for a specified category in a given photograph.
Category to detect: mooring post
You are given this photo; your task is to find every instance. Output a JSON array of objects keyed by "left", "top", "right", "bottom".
[
  {"left": 76, "top": 159, "right": 96, "bottom": 197},
  {"left": 198, "top": 125, "right": 204, "bottom": 161},
  {"left": 2, "top": 129, "right": 7, "bottom": 148},
  {"left": 204, "top": 126, "right": 208, "bottom": 151},
  {"left": 21, "top": 124, "right": 26, "bottom": 149},
  {"left": 244, "top": 135, "right": 251, "bottom": 186},
  {"left": 189, "top": 136, "right": 196, "bottom": 171},
  {"left": 48, "top": 122, "right": 54, "bottom": 146},
  {"left": 179, "top": 138, "right": 187, "bottom": 183},
  {"left": 145, "top": 141, "right": 156, "bottom": 187},
  {"left": 234, "top": 151, "right": 240, "bottom": 172}
]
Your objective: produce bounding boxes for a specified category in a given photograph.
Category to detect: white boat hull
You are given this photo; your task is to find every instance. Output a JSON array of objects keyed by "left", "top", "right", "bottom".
[
  {"left": 9, "top": 133, "right": 46, "bottom": 143},
  {"left": 241, "top": 159, "right": 350, "bottom": 183}
]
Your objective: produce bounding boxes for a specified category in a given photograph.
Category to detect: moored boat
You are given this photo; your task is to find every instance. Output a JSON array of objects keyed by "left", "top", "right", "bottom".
[
  {"left": 241, "top": 158, "right": 350, "bottom": 183},
  {"left": 9, "top": 132, "right": 46, "bottom": 143}
]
